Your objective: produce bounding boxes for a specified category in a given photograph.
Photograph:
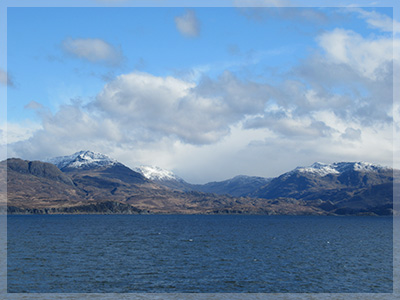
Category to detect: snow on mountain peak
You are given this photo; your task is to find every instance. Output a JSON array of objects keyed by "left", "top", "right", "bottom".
[
  {"left": 293, "top": 161, "right": 389, "bottom": 176},
  {"left": 46, "top": 150, "right": 118, "bottom": 169},
  {"left": 352, "top": 162, "right": 386, "bottom": 172},
  {"left": 332, "top": 161, "right": 390, "bottom": 173},
  {"left": 134, "top": 165, "right": 182, "bottom": 181},
  {"left": 295, "top": 162, "right": 339, "bottom": 176}
]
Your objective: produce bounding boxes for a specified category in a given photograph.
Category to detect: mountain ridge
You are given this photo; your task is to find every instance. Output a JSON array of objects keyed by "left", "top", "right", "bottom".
[
  {"left": 4, "top": 151, "right": 397, "bottom": 215},
  {"left": 291, "top": 161, "right": 391, "bottom": 177},
  {"left": 45, "top": 150, "right": 395, "bottom": 186}
]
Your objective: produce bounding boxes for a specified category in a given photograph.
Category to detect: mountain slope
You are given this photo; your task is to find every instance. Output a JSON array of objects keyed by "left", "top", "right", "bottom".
[
  {"left": 7, "top": 158, "right": 74, "bottom": 186},
  {"left": 5, "top": 158, "right": 87, "bottom": 210}
]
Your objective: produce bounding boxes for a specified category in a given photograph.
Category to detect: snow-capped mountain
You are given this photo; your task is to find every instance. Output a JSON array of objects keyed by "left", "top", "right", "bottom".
[
  {"left": 46, "top": 150, "right": 118, "bottom": 170},
  {"left": 253, "top": 161, "right": 395, "bottom": 210},
  {"left": 46, "top": 150, "right": 148, "bottom": 186}
]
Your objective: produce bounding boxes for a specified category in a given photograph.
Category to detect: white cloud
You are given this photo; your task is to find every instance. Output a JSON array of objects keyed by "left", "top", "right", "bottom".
[
  {"left": 244, "top": 113, "right": 333, "bottom": 139},
  {"left": 290, "top": 26, "right": 396, "bottom": 133},
  {"left": 7, "top": 103, "right": 122, "bottom": 160},
  {"left": 0, "top": 122, "right": 42, "bottom": 145},
  {"left": 62, "top": 38, "right": 124, "bottom": 66},
  {"left": 352, "top": 8, "right": 400, "bottom": 34},
  {"left": 174, "top": 10, "right": 200, "bottom": 38},
  {"left": 94, "top": 72, "right": 240, "bottom": 144},
  {"left": 317, "top": 28, "right": 398, "bottom": 81}
]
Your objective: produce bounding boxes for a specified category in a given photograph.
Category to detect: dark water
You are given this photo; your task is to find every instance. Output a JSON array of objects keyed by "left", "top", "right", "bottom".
[{"left": 7, "top": 215, "right": 393, "bottom": 293}]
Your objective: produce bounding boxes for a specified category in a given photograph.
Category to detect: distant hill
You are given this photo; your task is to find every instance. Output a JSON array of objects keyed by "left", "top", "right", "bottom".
[
  {"left": 4, "top": 151, "right": 397, "bottom": 215},
  {"left": 191, "top": 175, "right": 272, "bottom": 197}
]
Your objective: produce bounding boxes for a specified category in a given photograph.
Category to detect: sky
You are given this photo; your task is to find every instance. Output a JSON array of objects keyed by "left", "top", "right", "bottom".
[{"left": 1, "top": 0, "right": 399, "bottom": 183}]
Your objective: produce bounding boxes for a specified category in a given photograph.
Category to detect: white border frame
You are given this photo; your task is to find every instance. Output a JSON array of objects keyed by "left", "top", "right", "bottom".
[{"left": 1, "top": 1, "right": 398, "bottom": 299}]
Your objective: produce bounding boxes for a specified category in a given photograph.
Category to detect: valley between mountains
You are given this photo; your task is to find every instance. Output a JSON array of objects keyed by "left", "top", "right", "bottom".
[{"left": 1, "top": 151, "right": 398, "bottom": 215}]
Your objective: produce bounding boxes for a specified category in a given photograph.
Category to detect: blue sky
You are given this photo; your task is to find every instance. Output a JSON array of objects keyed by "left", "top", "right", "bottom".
[
  {"left": 6, "top": 6, "right": 319, "bottom": 119},
  {"left": 1, "top": 0, "right": 399, "bottom": 183}
]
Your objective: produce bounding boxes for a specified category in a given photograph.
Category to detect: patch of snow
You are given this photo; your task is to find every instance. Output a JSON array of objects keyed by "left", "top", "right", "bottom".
[
  {"left": 134, "top": 165, "right": 182, "bottom": 181},
  {"left": 332, "top": 162, "right": 390, "bottom": 173},
  {"left": 295, "top": 162, "right": 340, "bottom": 176},
  {"left": 352, "top": 162, "right": 389, "bottom": 172}
]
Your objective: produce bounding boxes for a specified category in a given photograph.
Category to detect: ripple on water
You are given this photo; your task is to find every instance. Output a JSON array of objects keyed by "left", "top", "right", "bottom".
[{"left": 6, "top": 214, "right": 394, "bottom": 293}]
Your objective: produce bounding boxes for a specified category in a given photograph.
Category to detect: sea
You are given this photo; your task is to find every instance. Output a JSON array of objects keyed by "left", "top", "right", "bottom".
[{"left": 3, "top": 215, "right": 397, "bottom": 299}]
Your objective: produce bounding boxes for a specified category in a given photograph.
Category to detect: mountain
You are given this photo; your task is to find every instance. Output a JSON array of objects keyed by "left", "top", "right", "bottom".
[
  {"left": 46, "top": 150, "right": 148, "bottom": 185},
  {"left": 252, "top": 162, "right": 396, "bottom": 215},
  {"left": 192, "top": 175, "right": 272, "bottom": 197},
  {"left": 45, "top": 150, "right": 160, "bottom": 186}
]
